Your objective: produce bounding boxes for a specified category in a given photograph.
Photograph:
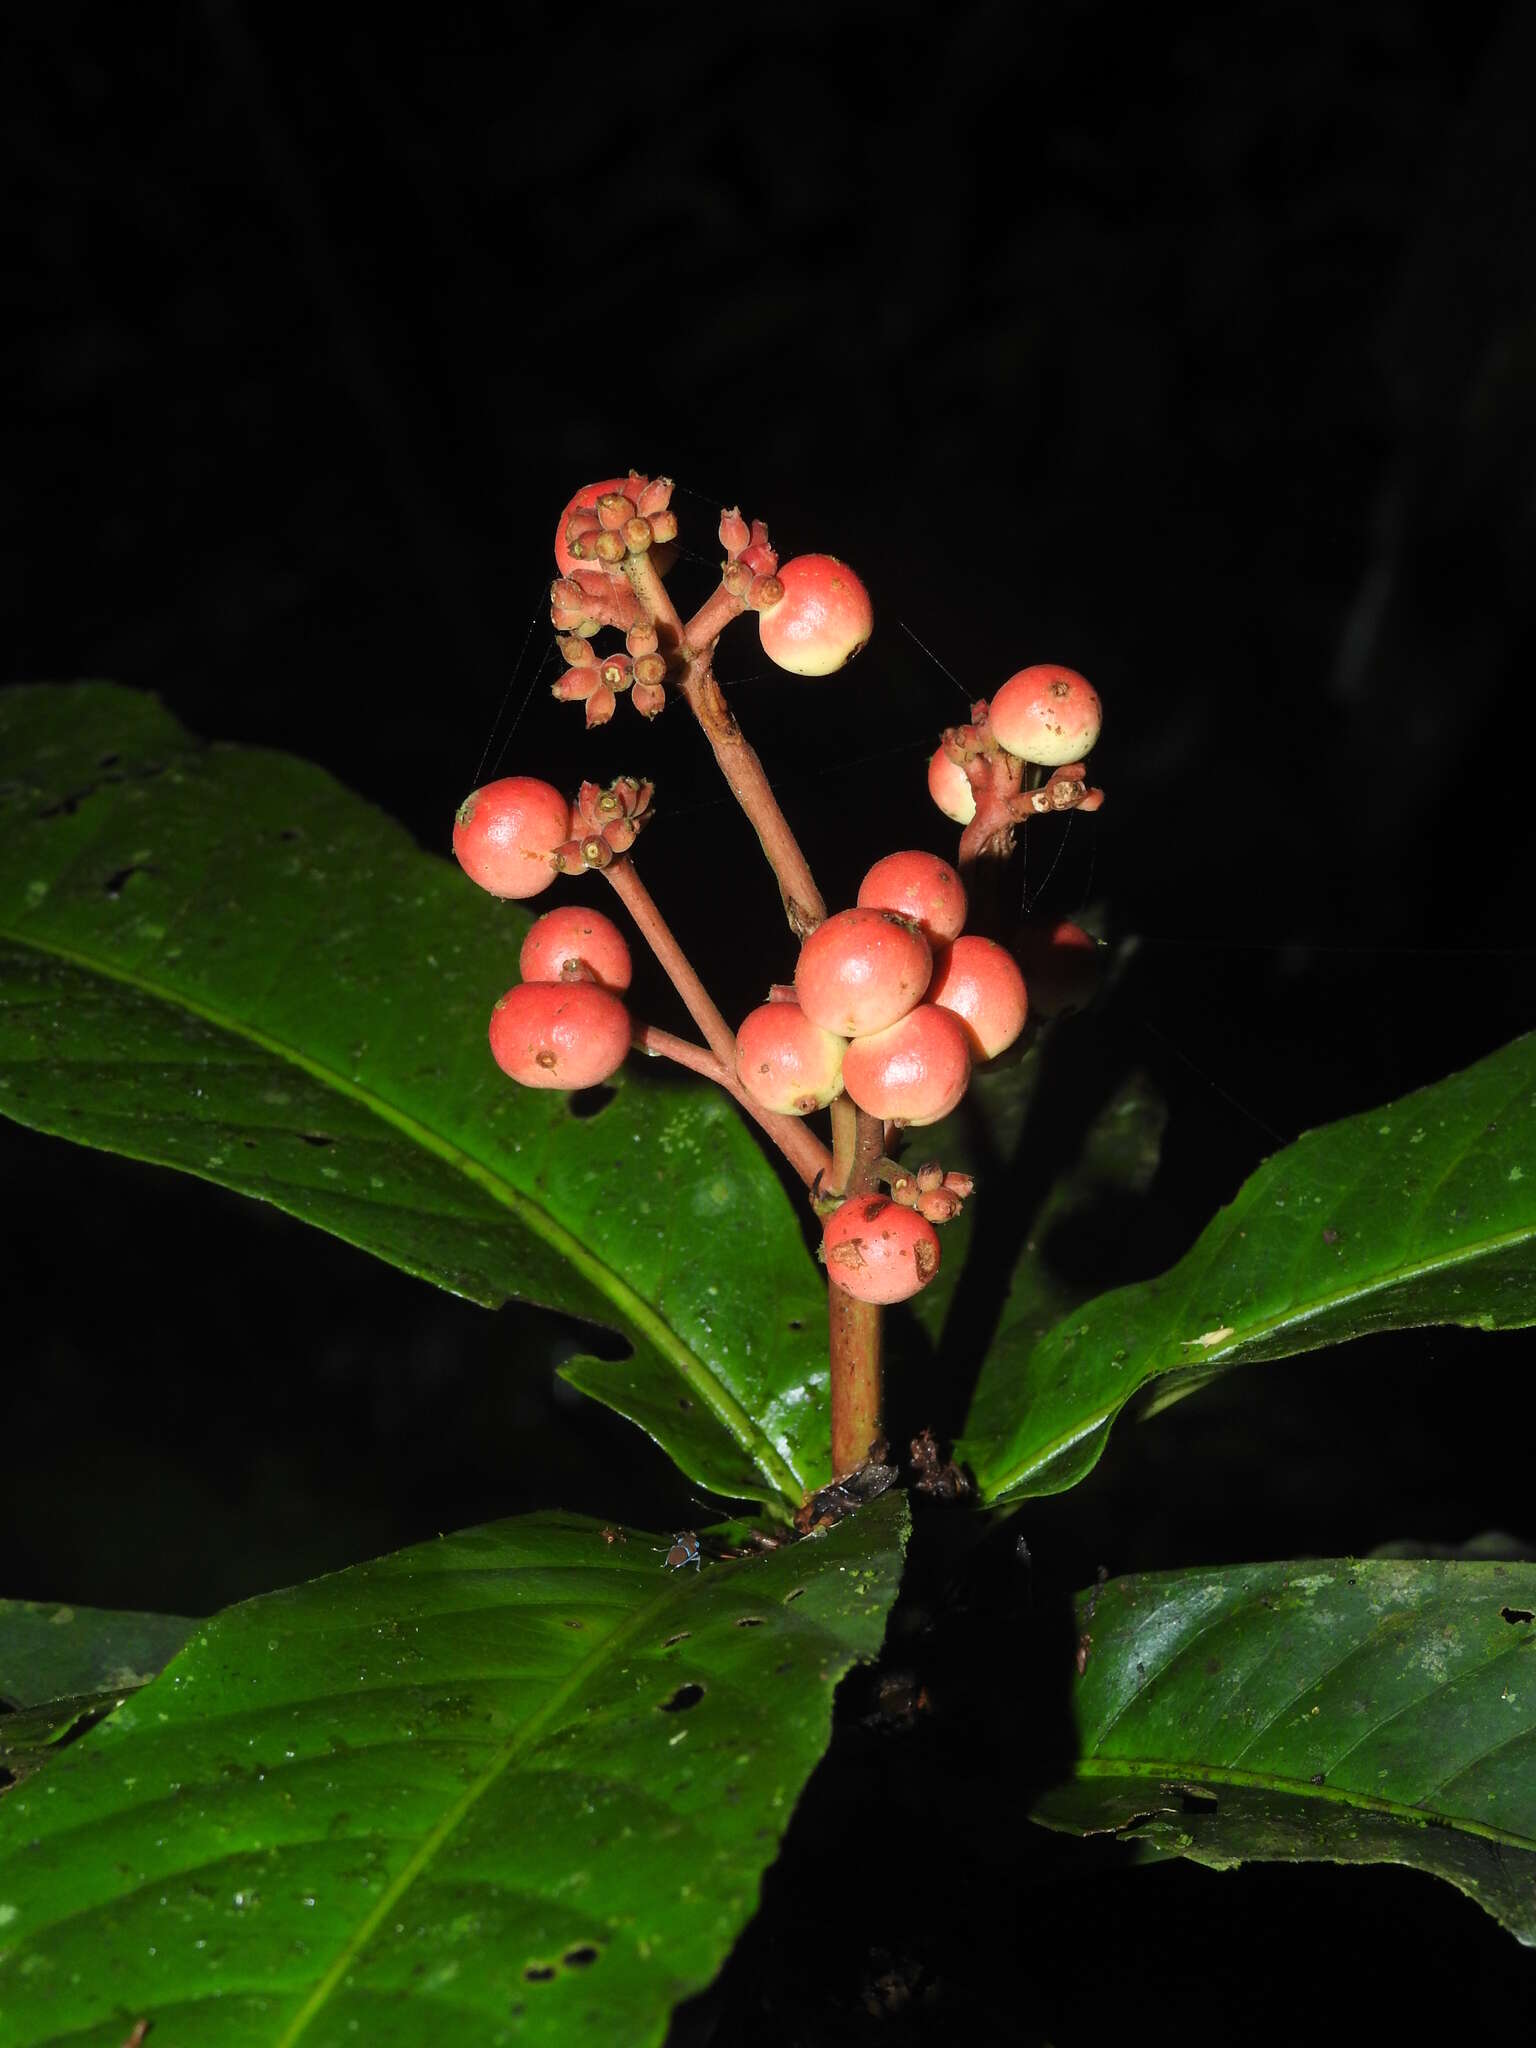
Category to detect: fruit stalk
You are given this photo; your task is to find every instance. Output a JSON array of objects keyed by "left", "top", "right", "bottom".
[
  {"left": 624, "top": 549, "right": 828, "bottom": 937},
  {"left": 826, "top": 1096, "right": 888, "bottom": 1477},
  {"left": 632, "top": 1024, "right": 833, "bottom": 1186}
]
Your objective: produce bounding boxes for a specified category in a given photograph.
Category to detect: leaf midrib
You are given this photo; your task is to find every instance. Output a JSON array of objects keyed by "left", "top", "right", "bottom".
[
  {"left": 272, "top": 1569, "right": 687, "bottom": 2046},
  {"left": 0, "top": 922, "right": 803, "bottom": 1506},
  {"left": 1064, "top": 1755, "right": 1536, "bottom": 1853},
  {"left": 982, "top": 1218, "right": 1536, "bottom": 1499}
]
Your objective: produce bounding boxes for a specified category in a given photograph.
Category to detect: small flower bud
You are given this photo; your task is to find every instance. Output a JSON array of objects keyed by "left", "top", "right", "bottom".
[
  {"left": 632, "top": 678, "right": 666, "bottom": 718},
  {"left": 721, "top": 560, "right": 754, "bottom": 598},
  {"left": 552, "top": 670, "right": 598, "bottom": 704},
  {"left": 584, "top": 682, "right": 617, "bottom": 728},
  {"left": 719, "top": 507, "right": 751, "bottom": 558},
  {"left": 596, "top": 492, "right": 638, "bottom": 531},
  {"left": 558, "top": 634, "right": 597, "bottom": 668},
  {"left": 648, "top": 508, "right": 678, "bottom": 544},
  {"left": 917, "top": 1187, "right": 963, "bottom": 1224},
  {"left": 599, "top": 652, "right": 634, "bottom": 692},
  {"left": 572, "top": 527, "right": 626, "bottom": 564},
  {"left": 626, "top": 621, "right": 660, "bottom": 656},
  {"left": 622, "top": 515, "right": 653, "bottom": 553},
  {"left": 636, "top": 475, "right": 674, "bottom": 516},
  {"left": 941, "top": 1170, "right": 975, "bottom": 1198},
  {"left": 633, "top": 652, "right": 668, "bottom": 688},
  {"left": 746, "top": 573, "right": 784, "bottom": 611},
  {"left": 741, "top": 520, "right": 777, "bottom": 576},
  {"left": 915, "top": 1161, "right": 945, "bottom": 1193}
]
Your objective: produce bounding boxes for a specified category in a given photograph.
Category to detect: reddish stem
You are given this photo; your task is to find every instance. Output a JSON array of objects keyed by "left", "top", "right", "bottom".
[
  {"left": 826, "top": 1102, "right": 887, "bottom": 1478},
  {"left": 605, "top": 857, "right": 831, "bottom": 1187},
  {"left": 631, "top": 1022, "right": 832, "bottom": 1187},
  {"left": 625, "top": 551, "right": 828, "bottom": 937}
]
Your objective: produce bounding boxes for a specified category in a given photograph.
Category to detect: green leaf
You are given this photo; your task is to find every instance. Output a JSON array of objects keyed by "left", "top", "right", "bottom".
[
  {"left": 1035, "top": 1557, "right": 1536, "bottom": 1944},
  {"left": 963, "top": 1032, "right": 1536, "bottom": 1503},
  {"left": 0, "top": 684, "right": 830, "bottom": 1511},
  {"left": 0, "top": 1497, "right": 909, "bottom": 2045},
  {"left": 1, "top": 1691, "right": 130, "bottom": 1795},
  {"left": 0, "top": 1599, "right": 194, "bottom": 1709}
]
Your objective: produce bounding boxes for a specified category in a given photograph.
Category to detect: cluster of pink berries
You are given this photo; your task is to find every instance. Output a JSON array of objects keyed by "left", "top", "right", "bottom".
[{"left": 452, "top": 472, "right": 1106, "bottom": 1327}]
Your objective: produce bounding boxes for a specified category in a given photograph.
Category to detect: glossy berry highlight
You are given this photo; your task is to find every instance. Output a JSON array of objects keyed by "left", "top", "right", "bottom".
[
  {"left": 822, "top": 1195, "right": 941, "bottom": 1304},
  {"left": 519, "top": 906, "right": 632, "bottom": 992},
  {"left": 857, "top": 850, "right": 967, "bottom": 943},
  {"left": 794, "top": 908, "right": 932, "bottom": 1039},
  {"left": 927, "top": 936, "right": 1029, "bottom": 1059},
  {"left": 757, "top": 554, "right": 874, "bottom": 676},
  {"left": 453, "top": 778, "right": 571, "bottom": 900},
  {"left": 489, "top": 981, "right": 630, "bottom": 1090},
  {"left": 841, "top": 1004, "right": 972, "bottom": 1126},
  {"left": 989, "top": 664, "right": 1102, "bottom": 767},
  {"left": 734, "top": 999, "right": 847, "bottom": 1116}
]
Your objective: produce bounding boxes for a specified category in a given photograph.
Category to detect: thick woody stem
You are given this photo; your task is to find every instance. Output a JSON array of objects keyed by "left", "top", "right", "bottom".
[
  {"left": 826, "top": 1102, "right": 887, "bottom": 1479},
  {"left": 624, "top": 551, "right": 828, "bottom": 938},
  {"left": 632, "top": 1023, "right": 833, "bottom": 1187},
  {"left": 605, "top": 857, "right": 832, "bottom": 1186}
]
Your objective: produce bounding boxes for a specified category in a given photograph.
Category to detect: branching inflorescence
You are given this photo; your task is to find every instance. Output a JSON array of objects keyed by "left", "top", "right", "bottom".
[{"left": 452, "top": 472, "right": 1105, "bottom": 1486}]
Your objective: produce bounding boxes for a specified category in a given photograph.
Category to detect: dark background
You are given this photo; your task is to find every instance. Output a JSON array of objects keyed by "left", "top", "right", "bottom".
[{"left": 3, "top": 3, "right": 1535, "bottom": 2039}]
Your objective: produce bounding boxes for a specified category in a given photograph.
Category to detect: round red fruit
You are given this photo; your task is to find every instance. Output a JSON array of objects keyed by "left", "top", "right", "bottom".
[
  {"left": 841, "top": 1004, "right": 971, "bottom": 1126},
  {"left": 453, "top": 778, "right": 571, "bottom": 899},
  {"left": 1015, "top": 919, "right": 1102, "bottom": 1019},
  {"left": 928, "top": 745, "right": 977, "bottom": 825},
  {"left": 822, "top": 1196, "right": 941, "bottom": 1304},
  {"left": 989, "top": 664, "right": 1101, "bottom": 766},
  {"left": 794, "top": 908, "right": 932, "bottom": 1039},
  {"left": 489, "top": 982, "right": 630, "bottom": 1090},
  {"left": 519, "top": 905, "right": 632, "bottom": 991},
  {"left": 857, "top": 850, "right": 967, "bottom": 943},
  {"left": 734, "top": 1001, "right": 846, "bottom": 1116},
  {"left": 928, "top": 936, "right": 1029, "bottom": 1059},
  {"left": 757, "top": 554, "right": 874, "bottom": 676}
]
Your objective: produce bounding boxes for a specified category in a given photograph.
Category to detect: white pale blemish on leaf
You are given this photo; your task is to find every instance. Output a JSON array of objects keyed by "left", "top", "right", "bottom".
[{"left": 1183, "top": 1326, "right": 1235, "bottom": 1349}]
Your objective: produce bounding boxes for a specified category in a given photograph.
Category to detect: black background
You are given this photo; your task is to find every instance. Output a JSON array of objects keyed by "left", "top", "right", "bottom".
[{"left": 3, "top": 4, "right": 1535, "bottom": 2039}]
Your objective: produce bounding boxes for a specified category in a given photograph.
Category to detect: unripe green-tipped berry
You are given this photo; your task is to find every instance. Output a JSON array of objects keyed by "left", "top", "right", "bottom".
[
  {"left": 822, "top": 1195, "right": 940, "bottom": 1304},
  {"left": 989, "top": 664, "right": 1101, "bottom": 766},
  {"left": 857, "top": 850, "right": 967, "bottom": 943},
  {"left": 734, "top": 1000, "right": 847, "bottom": 1115},
  {"left": 453, "top": 777, "right": 572, "bottom": 900},
  {"left": 927, "top": 744, "right": 977, "bottom": 824},
  {"left": 841, "top": 1004, "right": 971, "bottom": 1126},
  {"left": 489, "top": 981, "right": 630, "bottom": 1090},
  {"left": 519, "top": 906, "right": 632, "bottom": 992},
  {"left": 928, "top": 935, "right": 1029, "bottom": 1059},
  {"left": 794, "top": 908, "right": 932, "bottom": 1039},
  {"left": 757, "top": 554, "right": 873, "bottom": 676}
]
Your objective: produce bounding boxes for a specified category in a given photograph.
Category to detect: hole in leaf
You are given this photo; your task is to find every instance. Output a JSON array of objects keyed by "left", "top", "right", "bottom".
[
  {"left": 1501, "top": 1606, "right": 1534, "bottom": 1624},
  {"left": 677, "top": 1397, "right": 693, "bottom": 1411},
  {"left": 659, "top": 1682, "right": 704, "bottom": 1714},
  {"left": 523, "top": 1963, "right": 557, "bottom": 1984},
  {"left": 787, "top": 1319, "right": 803, "bottom": 1331},
  {"left": 562, "top": 1944, "right": 600, "bottom": 1968},
  {"left": 279, "top": 827, "right": 302, "bottom": 842},
  {"left": 784, "top": 1587, "right": 806, "bottom": 1603},
  {"left": 98, "top": 753, "right": 120, "bottom": 768},
  {"left": 735, "top": 1616, "right": 765, "bottom": 1628},
  {"left": 1174, "top": 1787, "right": 1218, "bottom": 1814},
  {"left": 242, "top": 1138, "right": 258, "bottom": 1149},
  {"left": 663, "top": 1632, "right": 690, "bottom": 1647},
  {"left": 299, "top": 1133, "right": 337, "bottom": 1148},
  {"left": 567, "top": 1086, "right": 617, "bottom": 1120},
  {"left": 102, "top": 864, "right": 146, "bottom": 899}
]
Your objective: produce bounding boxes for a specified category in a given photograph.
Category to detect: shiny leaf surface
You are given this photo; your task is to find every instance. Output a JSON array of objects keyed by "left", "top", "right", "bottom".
[
  {"left": 0, "top": 685, "right": 830, "bottom": 1511},
  {"left": 1036, "top": 1557, "right": 1536, "bottom": 1943},
  {"left": 962, "top": 1033, "right": 1536, "bottom": 1502},
  {"left": 0, "top": 1497, "right": 909, "bottom": 2045}
]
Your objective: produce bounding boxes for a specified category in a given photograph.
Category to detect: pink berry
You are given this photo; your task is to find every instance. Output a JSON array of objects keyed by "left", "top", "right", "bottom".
[
  {"left": 1015, "top": 919, "right": 1102, "bottom": 1020},
  {"left": 857, "top": 850, "right": 967, "bottom": 943},
  {"left": 453, "top": 778, "right": 572, "bottom": 900},
  {"left": 554, "top": 476, "right": 634, "bottom": 578},
  {"left": 841, "top": 1004, "right": 972, "bottom": 1126},
  {"left": 794, "top": 908, "right": 932, "bottom": 1039},
  {"left": 519, "top": 906, "right": 632, "bottom": 992},
  {"left": 928, "top": 745, "right": 977, "bottom": 825},
  {"left": 489, "top": 981, "right": 630, "bottom": 1090},
  {"left": 989, "top": 664, "right": 1101, "bottom": 766},
  {"left": 757, "top": 554, "right": 874, "bottom": 676},
  {"left": 928, "top": 936, "right": 1029, "bottom": 1060},
  {"left": 734, "top": 1000, "right": 847, "bottom": 1115},
  {"left": 823, "top": 1195, "right": 941, "bottom": 1304}
]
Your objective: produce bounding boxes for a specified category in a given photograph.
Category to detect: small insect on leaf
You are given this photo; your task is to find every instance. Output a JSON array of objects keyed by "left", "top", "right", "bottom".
[{"left": 662, "top": 1530, "right": 701, "bottom": 1571}]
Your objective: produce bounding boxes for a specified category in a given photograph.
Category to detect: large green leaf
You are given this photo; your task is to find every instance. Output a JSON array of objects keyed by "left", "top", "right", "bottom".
[
  {"left": 962, "top": 1033, "right": 1536, "bottom": 1503},
  {"left": 0, "top": 684, "right": 830, "bottom": 1511},
  {"left": 0, "top": 1600, "right": 194, "bottom": 1710},
  {"left": 1035, "top": 1557, "right": 1536, "bottom": 1943},
  {"left": 0, "top": 1497, "right": 909, "bottom": 2045}
]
